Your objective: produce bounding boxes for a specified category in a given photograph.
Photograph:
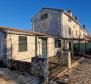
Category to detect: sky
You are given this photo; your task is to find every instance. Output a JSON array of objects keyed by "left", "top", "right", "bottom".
[{"left": 0, "top": 0, "right": 91, "bottom": 33}]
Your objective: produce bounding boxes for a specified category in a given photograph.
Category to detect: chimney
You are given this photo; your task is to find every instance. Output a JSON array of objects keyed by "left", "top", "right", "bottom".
[
  {"left": 83, "top": 25, "right": 86, "bottom": 29},
  {"left": 75, "top": 16, "right": 78, "bottom": 20},
  {"left": 67, "top": 10, "right": 72, "bottom": 16}
]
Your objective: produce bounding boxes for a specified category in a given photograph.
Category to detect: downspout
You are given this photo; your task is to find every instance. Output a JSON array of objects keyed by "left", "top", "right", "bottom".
[
  {"left": 60, "top": 12, "right": 64, "bottom": 50},
  {"left": 8, "top": 33, "right": 13, "bottom": 68},
  {"left": 35, "top": 35, "right": 37, "bottom": 57}
]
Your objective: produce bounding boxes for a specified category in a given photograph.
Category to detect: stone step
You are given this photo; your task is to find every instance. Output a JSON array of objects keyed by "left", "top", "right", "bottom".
[{"left": 49, "top": 66, "right": 67, "bottom": 81}]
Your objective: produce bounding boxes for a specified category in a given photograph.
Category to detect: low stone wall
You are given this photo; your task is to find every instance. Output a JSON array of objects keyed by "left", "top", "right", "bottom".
[
  {"left": 6, "top": 59, "right": 32, "bottom": 73},
  {"left": 3, "top": 58, "right": 48, "bottom": 83},
  {"left": 31, "top": 57, "right": 48, "bottom": 83}
]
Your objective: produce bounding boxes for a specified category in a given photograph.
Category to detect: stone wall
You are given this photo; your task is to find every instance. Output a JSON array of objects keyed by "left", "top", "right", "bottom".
[
  {"left": 6, "top": 33, "right": 35, "bottom": 63},
  {"left": 32, "top": 9, "right": 61, "bottom": 36},
  {"left": 31, "top": 57, "right": 48, "bottom": 83}
]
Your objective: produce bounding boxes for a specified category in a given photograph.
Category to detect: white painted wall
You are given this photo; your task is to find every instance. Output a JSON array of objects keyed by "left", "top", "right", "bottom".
[
  {"left": 6, "top": 33, "right": 35, "bottom": 62},
  {"left": 37, "top": 37, "right": 56, "bottom": 57},
  {"left": 5, "top": 33, "right": 56, "bottom": 62},
  {"left": 61, "top": 13, "right": 80, "bottom": 38},
  {"left": 80, "top": 29, "right": 88, "bottom": 39},
  {"left": 47, "top": 38, "right": 55, "bottom": 57}
]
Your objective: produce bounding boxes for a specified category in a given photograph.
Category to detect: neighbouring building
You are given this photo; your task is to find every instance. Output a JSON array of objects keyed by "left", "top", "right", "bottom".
[{"left": 32, "top": 8, "right": 88, "bottom": 49}]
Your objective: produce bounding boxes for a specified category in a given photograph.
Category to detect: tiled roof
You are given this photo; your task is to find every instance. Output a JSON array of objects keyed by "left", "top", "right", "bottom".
[
  {"left": 0, "top": 26, "right": 45, "bottom": 36},
  {"left": 0, "top": 26, "right": 60, "bottom": 38}
]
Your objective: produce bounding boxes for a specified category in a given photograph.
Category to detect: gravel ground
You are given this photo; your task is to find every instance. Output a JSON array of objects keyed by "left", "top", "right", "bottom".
[
  {"left": 0, "top": 68, "right": 39, "bottom": 84},
  {"left": 59, "top": 58, "right": 91, "bottom": 84}
]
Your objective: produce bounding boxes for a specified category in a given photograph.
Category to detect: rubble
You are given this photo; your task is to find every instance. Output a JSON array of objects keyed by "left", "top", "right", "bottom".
[{"left": 58, "top": 58, "right": 91, "bottom": 84}]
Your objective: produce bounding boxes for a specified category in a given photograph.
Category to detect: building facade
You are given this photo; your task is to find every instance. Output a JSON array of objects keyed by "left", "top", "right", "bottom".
[
  {"left": 32, "top": 8, "right": 88, "bottom": 49},
  {"left": 0, "top": 26, "right": 60, "bottom": 66},
  {"left": 32, "top": 8, "right": 88, "bottom": 38}
]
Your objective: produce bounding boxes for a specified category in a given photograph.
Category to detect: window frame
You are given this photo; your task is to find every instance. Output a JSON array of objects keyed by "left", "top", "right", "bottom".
[
  {"left": 41, "top": 13, "right": 48, "bottom": 20},
  {"left": 69, "top": 27, "right": 71, "bottom": 35},
  {"left": 18, "top": 36, "right": 27, "bottom": 52},
  {"left": 76, "top": 31, "right": 77, "bottom": 36},
  {"left": 55, "top": 39, "right": 61, "bottom": 48},
  {"left": 69, "top": 42, "right": 72, "bottom": 50},
  {"left": 68, "top": 17, "right": 72, "bottom": 22}
]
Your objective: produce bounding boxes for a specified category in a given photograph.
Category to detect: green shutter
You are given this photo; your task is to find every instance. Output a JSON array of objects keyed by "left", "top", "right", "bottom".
[
  {"left": 42, "top": 38, "right": 47, "bottom": 58},
  {"left": 19, "top": 36, "right": 27, "bottom": 52}
]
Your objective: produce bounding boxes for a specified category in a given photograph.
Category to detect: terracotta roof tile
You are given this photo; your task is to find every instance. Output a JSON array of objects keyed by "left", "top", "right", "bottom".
[{"left": 0, "top": 26, "right": 45, "bottom": 36}]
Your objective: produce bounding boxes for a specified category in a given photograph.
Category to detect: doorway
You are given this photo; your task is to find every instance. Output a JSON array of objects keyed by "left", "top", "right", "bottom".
[{"left": 42, "top": 38, "right": 47, "bottom": 58}]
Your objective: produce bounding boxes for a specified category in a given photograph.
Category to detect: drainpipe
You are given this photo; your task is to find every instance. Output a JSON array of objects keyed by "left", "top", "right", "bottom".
[
  {"left": 8, "top": 34, "right": 13, "bottom": 69},
  {"left": 35, "top": 35, "right": 37, "bottom": 57}
]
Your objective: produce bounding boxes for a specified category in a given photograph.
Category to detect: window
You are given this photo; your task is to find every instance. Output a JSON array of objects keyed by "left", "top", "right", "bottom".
[
  {"left": 55, "top": 39, "right": 61, "bottom": 48},
  {"left": 68, "top": 17, "right": 71, "bottom": 22},
  {"left": 19, "top": 36, "right": 27, "bottom": 52},
  {"left": 41, "top": 13, "right": 48, "bottom": 20},
  {"left": 73, "top": 25, "right": 75, "bottom": 28},
  {"left": 76, "top": 31, "right": 77, "bottom": 36},
  {"left": 69, "top": 42, "right": 72, "bottom": 50},
  {"left": 69, "top": 28, "right": 71, "bottom": 35}
]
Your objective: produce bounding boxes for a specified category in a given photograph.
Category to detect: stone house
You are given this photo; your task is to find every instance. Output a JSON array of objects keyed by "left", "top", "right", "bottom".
[
  {"left": 0, "top": 26, "right": 60, "bottom": 66},
  {"left": 32, "top": 8, "right": 88, "bottom": 49}
]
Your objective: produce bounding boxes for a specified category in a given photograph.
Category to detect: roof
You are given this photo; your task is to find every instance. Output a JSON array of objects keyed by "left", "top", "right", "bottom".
[
  {"left": 0, "top": 26, "right": 60, "bottom": 38},
  {"left": 42, "top": 7, "right": 64, "bottom": 12},
  {"left": 0, "top": 26, "right": 45, "bottom": 36},
  {"left": 41, "top": 8, "right": 80, "bottom": 25},
  {"left": 0, "top": 26, "right": 89, "bottom": 40}
]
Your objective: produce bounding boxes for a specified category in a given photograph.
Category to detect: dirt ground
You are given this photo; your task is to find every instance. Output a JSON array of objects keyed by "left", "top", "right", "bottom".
[
  {"left": 1, "top": 58, "right": 91, "bottom": 84},
  {"left": 58, "top": 58, "right": 91, "bottom": 84},
  {"left": 0, "top": 68, "right": 39, "bottom": 84}
]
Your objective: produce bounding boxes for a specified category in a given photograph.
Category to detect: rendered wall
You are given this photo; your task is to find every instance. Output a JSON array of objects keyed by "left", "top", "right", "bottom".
[
  {"left": 32, "top": 9, "right": 61, "bottom": 36},
  {"left": 6, "top": 33, "right": 56, "bottom": 62},
  {"left": 61, "top": 13, "right": 80, "bottom": 38},
  {"left": 6, "top": 33, "right": 35, "bottom": 62},
  {"left": 47, "top": 38, "right": 55, "bottom": 57}
]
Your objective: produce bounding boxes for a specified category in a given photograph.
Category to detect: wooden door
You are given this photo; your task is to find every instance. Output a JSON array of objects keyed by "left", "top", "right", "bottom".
[{"left": 42, "top": 38, "right": 47, "bottom": 58}]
